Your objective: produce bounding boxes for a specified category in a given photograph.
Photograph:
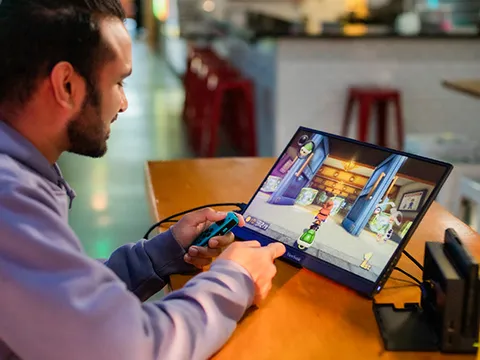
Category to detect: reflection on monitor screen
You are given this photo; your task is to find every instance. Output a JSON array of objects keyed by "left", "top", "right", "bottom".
[{"left": 243, "top": 129, "right": 449, "bottom": 282}]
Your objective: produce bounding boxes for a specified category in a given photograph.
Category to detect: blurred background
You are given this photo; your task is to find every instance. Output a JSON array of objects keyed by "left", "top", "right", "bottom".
[{"left": 58, "top": 0, "right": 480, "bottom": 264}]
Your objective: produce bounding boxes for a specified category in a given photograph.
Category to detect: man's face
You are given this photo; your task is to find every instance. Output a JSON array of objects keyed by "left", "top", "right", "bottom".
[{"left": 67, "top": 17, "right": 132, "bottom": 158}]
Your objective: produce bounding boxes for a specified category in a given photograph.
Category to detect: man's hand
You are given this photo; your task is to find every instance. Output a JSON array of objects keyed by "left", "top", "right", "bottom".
[
  {"left": 170, "top": 208, "right": 246, "bottom": 269},
  {"left": 217, "top": 240, "right": 286, "bottom": 305}
]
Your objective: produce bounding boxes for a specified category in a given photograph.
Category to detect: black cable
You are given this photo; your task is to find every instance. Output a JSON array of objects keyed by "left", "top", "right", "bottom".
[
  {"left": 143, "top": 202, "right": 246, "bottom": 239},
  {"left": 393, "top": 266, "right": 422, "bottom": 285},
  {"left": 402, "top": 249, "right": 424, "bottom": 271}
]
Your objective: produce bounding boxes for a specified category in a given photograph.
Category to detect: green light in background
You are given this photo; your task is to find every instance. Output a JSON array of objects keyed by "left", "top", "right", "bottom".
[{"left": 93, "top": 237, "right": 113, "bottom": 259}]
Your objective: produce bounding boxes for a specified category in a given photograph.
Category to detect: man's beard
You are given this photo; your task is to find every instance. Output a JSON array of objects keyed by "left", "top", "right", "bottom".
[{"left": 67, "top": 84, "right": 108, "bottom": 158}]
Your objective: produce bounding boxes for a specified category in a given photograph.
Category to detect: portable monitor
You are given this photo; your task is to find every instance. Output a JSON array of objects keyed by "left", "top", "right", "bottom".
[{"left": 233, "top": 126, "right": 453, "bottom": 297}]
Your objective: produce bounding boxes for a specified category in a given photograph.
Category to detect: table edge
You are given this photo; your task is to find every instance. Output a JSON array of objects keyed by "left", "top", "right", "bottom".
[
  {"left": 144, "top": 161, "right": 160, "bottom": 223},
  {"left": 442, "top": 79, "right": 480, "bottom": 99}
]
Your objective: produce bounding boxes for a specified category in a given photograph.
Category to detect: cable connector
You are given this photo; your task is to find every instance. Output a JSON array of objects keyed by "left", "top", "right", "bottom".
[{"left": 237, "top": 202, "right": 248, "bottom": 212}]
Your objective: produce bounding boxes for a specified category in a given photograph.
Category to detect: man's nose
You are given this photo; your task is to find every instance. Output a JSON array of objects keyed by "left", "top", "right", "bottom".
[{"left": 119, "top": 91, "right": 128, "bottom": 113}]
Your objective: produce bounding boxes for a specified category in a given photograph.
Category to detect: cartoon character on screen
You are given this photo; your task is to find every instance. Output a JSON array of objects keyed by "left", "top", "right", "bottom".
[
  {"left": 376, "top": 205, "right": 403, "bottom": 243},
  {"left": 293, "top": 141, "right": 316, "bottom": 176},
  {"left": 315, "top": 199, "right": 334, "bottom": 225},
  {"left": 297, "top": 227, "right": 317, "bottom": 250},
  {"left": 360, "top": 252, "right": 373, "bottom": 271},
  {"left": 299, "top": 141, "right": 314, "bottom": 158},
  {"left": 296, "top": 198, "right": 335, "bottom": 250},
  {"left": 297, "top": 217, "right": 320, "bottom": 250},
  {"left": 280, "top": 138, "right": 316, "bottom": 175}
]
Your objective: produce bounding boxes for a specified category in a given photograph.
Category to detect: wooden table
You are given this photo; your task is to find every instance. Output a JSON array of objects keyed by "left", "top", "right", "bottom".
[
  {"left": 145, "top": 157, "right": 480, "bottom": 360},
  {"left": 443, "top": 79, "right": 480, "bottom": 99}
]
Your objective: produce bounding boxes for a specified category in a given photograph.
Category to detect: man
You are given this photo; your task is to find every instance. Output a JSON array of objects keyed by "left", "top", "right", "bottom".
[{"left": 0, "top": 1, "right": 286, "bottom": 359}]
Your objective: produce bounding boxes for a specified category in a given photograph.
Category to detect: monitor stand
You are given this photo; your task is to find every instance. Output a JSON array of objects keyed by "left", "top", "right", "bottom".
[{"left": 373, "top": 302, "right": 439, "bottom": 351}]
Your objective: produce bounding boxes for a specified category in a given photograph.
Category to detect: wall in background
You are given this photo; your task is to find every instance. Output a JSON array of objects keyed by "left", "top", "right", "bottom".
[{"left": 275, "top": 39, "right": 480, "bottom": 156}]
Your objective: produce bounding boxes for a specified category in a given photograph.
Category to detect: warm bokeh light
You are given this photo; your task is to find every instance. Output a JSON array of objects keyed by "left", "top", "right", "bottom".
[
  {"left": 345, "top": 0, "right": 368, "bottom": 18},
  {"left": 91, "top": 192, "right": 108, "bottom": 212},
  {"left": 202, "top": 0, "right": 215, "bottom": 12},
  {"left": 153, "top": 0, "right": 169, "bottom": 21}
]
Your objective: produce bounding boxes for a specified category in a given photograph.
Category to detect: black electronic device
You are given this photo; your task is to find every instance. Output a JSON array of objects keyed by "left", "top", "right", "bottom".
[
  {"left": 444, "top": 228, "right": 479, "bottom": 340},
  {"left": 233, "top": 126, "right": 452, "bottom": 298},
  {"left": 373, "top": 228, "right": 480, "bottom": 354}
]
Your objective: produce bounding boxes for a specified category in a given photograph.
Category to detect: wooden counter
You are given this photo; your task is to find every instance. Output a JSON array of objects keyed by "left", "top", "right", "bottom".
[
  {"left": 443, "top": 79, "right": 480, "bottom": 99},
  {"left": 145, "top": 157, "right": 480, "bottom": 360}
]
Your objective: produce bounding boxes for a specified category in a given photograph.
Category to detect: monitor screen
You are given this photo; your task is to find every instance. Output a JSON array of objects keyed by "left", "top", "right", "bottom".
[{"left": 241, "top": 127, "right": 451, "bottom": 284}]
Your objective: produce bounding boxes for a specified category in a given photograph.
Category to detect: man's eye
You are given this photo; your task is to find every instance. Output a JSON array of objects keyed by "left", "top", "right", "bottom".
[{"left": 118, "top": 81, "right": 125, "bottom": 87}]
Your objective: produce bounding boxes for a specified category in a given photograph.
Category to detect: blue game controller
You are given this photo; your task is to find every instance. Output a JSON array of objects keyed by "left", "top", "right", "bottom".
[{"left": 191, "top": 211, "right": 240, "bottom": 247}]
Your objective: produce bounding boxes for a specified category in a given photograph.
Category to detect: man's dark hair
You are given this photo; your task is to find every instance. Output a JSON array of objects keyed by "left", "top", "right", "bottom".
[{"left": 0, "top": 0, "right": 126, "bottom": 109}]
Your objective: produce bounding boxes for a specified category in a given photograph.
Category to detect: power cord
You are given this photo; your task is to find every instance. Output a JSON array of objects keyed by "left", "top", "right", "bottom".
[
  {"left": 143, "top": 202, "right": 246, "bottom": 239},
  {"left": 393, "top": 267, "right": 422, "bottom": 285},
  {"left": 394, "top": 249, "right": 423, "bottom": 286},
  {"left": 402, "top": 249, "right": 424, "bottom": 271}
]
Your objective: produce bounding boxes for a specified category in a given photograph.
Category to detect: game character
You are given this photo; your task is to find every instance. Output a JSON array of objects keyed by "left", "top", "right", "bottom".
[
  {"left": 299, "top": 141, "right": 314, "bottom": 158},
  {"left": 310, "top": 221, "right": 321, "bottom": 231},
  {"left": 278, "top": 140, "right": 315, "bottom": 175},
  {"left": 296, "top": 229, "right": 317, "bottom": 250},
  {"left": 376, "top": 205, "right": 403, "bottom": 243},
  {"left": 360, "top": 252, "right": 373, "bottom": 270},
  {"left": 315, "top": 199, "right": 334, "bottom": 225},
  {"left": 296, "top": 199, "right": 334, "bottom": 250},
  {"left": 293, "top": 142, "right": 316, "bottom": 177},
  {"left": 296, "top": 197, "right": 335, "bottom": 250}
]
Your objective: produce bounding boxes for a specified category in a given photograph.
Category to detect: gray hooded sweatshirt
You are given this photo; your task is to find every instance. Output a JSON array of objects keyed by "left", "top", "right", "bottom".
[{"left": 0, "top": 121, "right": 254, "bottom": 360}]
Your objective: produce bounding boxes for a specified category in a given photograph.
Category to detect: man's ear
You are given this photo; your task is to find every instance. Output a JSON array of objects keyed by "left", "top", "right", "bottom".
[{"left": 50, "top": 62, "right": 85, "bottom": 110}]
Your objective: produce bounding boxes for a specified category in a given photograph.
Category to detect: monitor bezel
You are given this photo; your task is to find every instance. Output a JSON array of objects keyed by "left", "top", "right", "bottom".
[{"left": 233, "top": 126, "right": 453, "bottom": 298}]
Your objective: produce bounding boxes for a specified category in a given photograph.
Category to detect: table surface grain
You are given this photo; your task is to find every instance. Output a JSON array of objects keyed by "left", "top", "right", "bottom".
[{"left": 145, "top": 157, "right": 480, "bottom": 360}]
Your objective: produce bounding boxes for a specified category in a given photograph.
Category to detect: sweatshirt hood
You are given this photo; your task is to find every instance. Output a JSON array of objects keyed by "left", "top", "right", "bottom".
[{"left": 0, "top": 120, "right": 76, "bottom": 207}]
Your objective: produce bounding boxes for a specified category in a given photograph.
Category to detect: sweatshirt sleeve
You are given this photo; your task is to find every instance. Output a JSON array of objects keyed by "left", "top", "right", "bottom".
[
  {"left": 104, "top": 229, "right": 200, "bottom": 301},
  {"left": 0, "top": 180, "right": 255, "bottom": 360}
]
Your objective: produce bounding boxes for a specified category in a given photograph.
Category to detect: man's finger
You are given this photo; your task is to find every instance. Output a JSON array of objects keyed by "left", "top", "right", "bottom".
[
  {"left": 188, "top": 246, "right": 222, "bottom": 259},
  {"left": 184, "top": 254, "right": 213, "bottom": 268},
  {"left": 186, "top": 208, "right": 227, "bottom": 226},
  {"left": 265, "top": 242, "right": 286, "bottom": 259},
  {"left": 208, "top": 232, "right": 234, "bottom": 248},
  {"left": 242, "top": 240, "right": 261, "bottom": 248},
  {"left": 235, "top": 213, "right": 246, "bottom": 227}
]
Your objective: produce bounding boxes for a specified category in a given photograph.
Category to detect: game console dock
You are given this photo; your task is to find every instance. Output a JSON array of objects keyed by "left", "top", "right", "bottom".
[{"left": 373, "top": 228, "right": 480, "bottom": 354}]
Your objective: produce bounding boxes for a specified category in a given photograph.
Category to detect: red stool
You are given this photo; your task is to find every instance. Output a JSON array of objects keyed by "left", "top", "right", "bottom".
[
  {"left": 190, "top": 65, "right": 241, "bottom": 155},
  {"left": 182, "top": 46, "right": 257, "bottom": 157},
  {"left": 182, "top": 47, "right": 238, "bottom": 141},
  {"left": 182, "top": 47, "right": 231, "bottom": 127},
  {"left": 341, "top": 87, "right": 405, "bottom": 150},
  {"left": 198, "top": 69, "right": 257, "bottom": 157}
]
